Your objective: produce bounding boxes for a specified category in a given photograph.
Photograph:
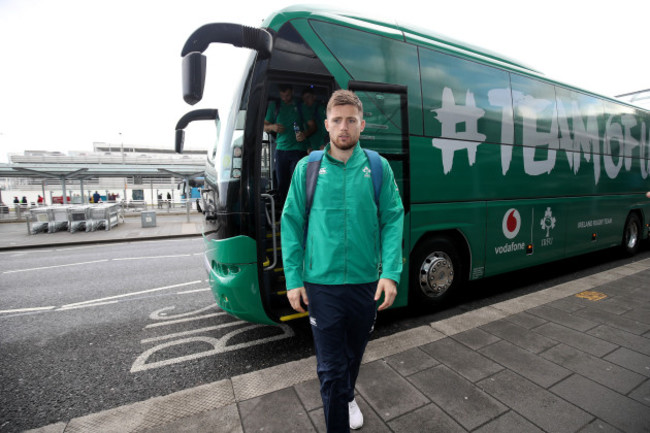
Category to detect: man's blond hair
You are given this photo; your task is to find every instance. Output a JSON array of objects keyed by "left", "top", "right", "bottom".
[{"left": 326, "top": 90, "right": 363, "bottom": 118}]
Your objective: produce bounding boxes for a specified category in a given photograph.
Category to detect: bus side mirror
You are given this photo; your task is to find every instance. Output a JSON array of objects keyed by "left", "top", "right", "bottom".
[
  {"left": 182, "top": 52, "right": 207, "bottom": 105},
  {"left": 175, "top": 129, "right": 185, "bottom": 154},
  {"left": 174, "top": 109, "right": 219, "bottom": 154},
  {"left": 180, "top": 23, "right": 273, "bottom": 105}
]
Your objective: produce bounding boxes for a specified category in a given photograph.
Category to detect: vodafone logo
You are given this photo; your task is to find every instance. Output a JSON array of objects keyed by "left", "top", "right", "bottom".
[{"left": 502, "top": 208, "right": 521, "bottom": 239}]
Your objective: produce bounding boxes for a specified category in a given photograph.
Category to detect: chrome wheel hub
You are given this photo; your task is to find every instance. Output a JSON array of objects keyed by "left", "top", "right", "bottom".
[
  {"left": 419, "top": 251, "right": 454, "bottom": 298},
  {"left": 626, "top": 221, "right": 638, "bottom": 249}
]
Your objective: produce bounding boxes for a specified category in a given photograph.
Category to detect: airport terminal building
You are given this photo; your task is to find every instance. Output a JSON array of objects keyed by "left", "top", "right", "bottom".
[{"left": 0, "top": 142, "right": 206, "bottom": 210}]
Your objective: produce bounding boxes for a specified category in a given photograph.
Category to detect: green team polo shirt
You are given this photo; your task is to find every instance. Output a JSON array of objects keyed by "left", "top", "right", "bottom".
[
  {"left": 302, "top": 102, "right": 327, "bottom": 150},
  {"left": 265, "top": 101, "right": 312, "bottom": 151}
]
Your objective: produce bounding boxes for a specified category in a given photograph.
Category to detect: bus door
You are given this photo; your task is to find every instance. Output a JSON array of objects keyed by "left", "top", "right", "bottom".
[
  {"left": 260, "top": 80, "right": 333, "bottom": 321},
  {"left": 348, "top": 81, "right": 411, "bottom": 290}
]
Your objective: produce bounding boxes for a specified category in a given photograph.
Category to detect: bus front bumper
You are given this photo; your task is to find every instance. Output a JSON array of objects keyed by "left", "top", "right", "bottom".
[{"left": 203, "top": 235, "right": 276, "bottom": 325}]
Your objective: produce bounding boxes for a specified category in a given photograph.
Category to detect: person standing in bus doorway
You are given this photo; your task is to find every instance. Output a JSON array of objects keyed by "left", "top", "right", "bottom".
[
  {"left": 302, "top": 87, "right": 327, "bottom": 150},
  {"left": 282, "top": 90, "right": 404, "bottom": 432},
  {"left": 264, "top": 84, "right": 313, "bottom": 208}
]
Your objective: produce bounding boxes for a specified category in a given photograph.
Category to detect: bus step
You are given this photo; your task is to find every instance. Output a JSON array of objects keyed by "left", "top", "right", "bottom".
[{"left": 280, "top": 311, "right": 309, "bottom": 322}]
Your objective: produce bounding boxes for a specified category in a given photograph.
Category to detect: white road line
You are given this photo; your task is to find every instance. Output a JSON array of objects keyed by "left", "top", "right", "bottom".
[
  {"left": 141, "top": 322, "right": 244, "bottom": 343},
  {"left": 55, "top": 245, "right": 108, "bottom": 252},
  {"left": 57, "top": 301, "right": 119, "bottom": 311},
  {"left": 113, "top": 254, "right": 192, "bottom": 261},
  {"left": 3, "top": 253, "right": 197, "bottom": 273},
  {"left": 177, "top": 288, "right": 211, "bottom": 295},
  {"left": 0, "top": 306, "right": 56, "bottom": 314},
  {"left": 145, "top": 313, "right": 226, "bottom": 328},
  {"left": 59, "top": 280, "right": 202, "bottom": 309},
  {"left": 3, "top": 259, "right": 110, "bottom": 274}
]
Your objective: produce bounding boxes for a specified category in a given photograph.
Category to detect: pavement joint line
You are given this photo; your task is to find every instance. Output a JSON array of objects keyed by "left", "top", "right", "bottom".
[
  {"left": 231, "top": 356, "right": 318, "bottom": 402},
  {"left": 362, "top": 325, "right": 446, "bottom": 363},
  {"left": 430, "top": 305, "right": 509, "bottom": 336},
  {"left": 23, "top": 258, "right": 650, "bottom": 433}
]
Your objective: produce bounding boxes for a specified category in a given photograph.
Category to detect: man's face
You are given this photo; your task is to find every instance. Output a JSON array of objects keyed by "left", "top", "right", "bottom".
[
  {"left": 302, "top": 92, "right": 315, "bottom": 106},
  {"left": 279, "top": 88, "right": 293, "bottom": 103},
  {"left": 325, "top": 104, "right": 365, "bottom": 151}
]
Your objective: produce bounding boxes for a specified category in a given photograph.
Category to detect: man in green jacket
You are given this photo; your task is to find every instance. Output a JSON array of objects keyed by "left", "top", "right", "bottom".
[
  {"left": 281, "top": 90, "right": 404, "bottom": 432},
  {"left": 264, "top": 84, "right": 313, "bottom": 207}
]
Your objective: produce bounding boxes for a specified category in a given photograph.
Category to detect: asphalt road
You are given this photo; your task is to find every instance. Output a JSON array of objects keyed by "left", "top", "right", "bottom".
[{"left": 1, "top": 238, "right": 648, "bottom": 432}]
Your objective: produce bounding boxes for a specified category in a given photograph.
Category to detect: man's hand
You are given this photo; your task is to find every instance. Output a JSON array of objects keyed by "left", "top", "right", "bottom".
[
  {"left": 287, "top": 287, "right": 309, "bottom": 313},
  {"left": 375, "top": 278, "right": 397, "bottom": 311},
  {"left": 295, "top": 131, "right": 306, "bottom": 142}
]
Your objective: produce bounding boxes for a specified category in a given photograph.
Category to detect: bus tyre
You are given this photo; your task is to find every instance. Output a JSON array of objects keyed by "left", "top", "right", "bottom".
[
  {"left": 622, "top": 213, "right": 642, "bottom": 256},
  {"left": 410, "top": 237, "right": 463, "bottom": 307}
]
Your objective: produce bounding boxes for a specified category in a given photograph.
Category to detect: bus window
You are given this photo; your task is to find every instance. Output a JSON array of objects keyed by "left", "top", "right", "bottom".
[
  {"left": 511, "top": 75, "right": 559, "bottom": 153},
  {"left": 310, "top": 20, "right": 422, "bottom": 135},
  {"left": 420, "top": 48, "right": 512, "bottom": 146}
]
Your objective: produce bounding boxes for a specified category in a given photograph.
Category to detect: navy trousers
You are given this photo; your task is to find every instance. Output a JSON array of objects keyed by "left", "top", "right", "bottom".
[
  {"left": 275, "top": 149, "right": 306, "bottom": 206},
  {"left": 304, "top": 282, "right": 377, "bottom": 433}
]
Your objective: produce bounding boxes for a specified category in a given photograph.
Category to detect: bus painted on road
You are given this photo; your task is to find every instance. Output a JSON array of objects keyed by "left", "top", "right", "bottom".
[{"left": 176, "top": 6, "right": 650, "bottom": 325}]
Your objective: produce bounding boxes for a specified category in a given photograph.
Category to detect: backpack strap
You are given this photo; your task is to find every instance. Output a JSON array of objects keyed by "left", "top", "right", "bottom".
[
  {"left": 303, "top": 150, "right": 324, "bottom": 247},
  {"left": 363, "top": 149, "right": 383, "bottom": 207},
  {"left": 305, "top": 151, "right": 324, "bottom": 217}
]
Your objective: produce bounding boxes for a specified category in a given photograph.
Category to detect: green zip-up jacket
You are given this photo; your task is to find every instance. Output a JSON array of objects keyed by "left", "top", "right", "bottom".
[{"left": 281, "top": 143, "right": 404, "bottom": 291}]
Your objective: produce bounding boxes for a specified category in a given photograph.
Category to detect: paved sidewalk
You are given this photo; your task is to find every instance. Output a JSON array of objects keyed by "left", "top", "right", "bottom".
[
  {"left": 24, "top": 257, "right": 650, "bottom": 432},
  {"left": 0, "top": 210, "right": 203, "bottom": 251}
]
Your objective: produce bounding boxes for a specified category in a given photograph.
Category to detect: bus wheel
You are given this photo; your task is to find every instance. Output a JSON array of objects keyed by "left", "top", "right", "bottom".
[
  {"left": 410, "top": 237, "right": 463, "bottom": 307},
  {"left": 622, "top": 213, "right": 642, "bottom": 256}
]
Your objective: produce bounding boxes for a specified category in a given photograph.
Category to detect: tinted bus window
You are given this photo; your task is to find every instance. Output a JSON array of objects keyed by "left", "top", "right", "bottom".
[
  {"left": 420, "top": 48, "right": 512, "bottom": 146},
  {"left": 310, "top": 20, "right": 422, "bottom": 135},
  {"left": 511, "top": 75, "right": 559, "bottom": 176},
  {"left": 555, "top": 87, "right": 604, "bottom": 185}
]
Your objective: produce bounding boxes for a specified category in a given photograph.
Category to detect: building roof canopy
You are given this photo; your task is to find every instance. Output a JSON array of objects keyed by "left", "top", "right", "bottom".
[{"left": 0, "top": 163, "right": 205, "bottom": 180}]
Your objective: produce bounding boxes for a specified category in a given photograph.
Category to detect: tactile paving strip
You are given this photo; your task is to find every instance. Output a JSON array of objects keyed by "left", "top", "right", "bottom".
[{"left": 64, "top": 380, "right": 234, "bottom": 432}]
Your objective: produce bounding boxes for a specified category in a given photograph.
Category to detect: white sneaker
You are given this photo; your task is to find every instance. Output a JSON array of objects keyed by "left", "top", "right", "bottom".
[{"left": 348, "top": 398, "right": 363, "bottom": 430}]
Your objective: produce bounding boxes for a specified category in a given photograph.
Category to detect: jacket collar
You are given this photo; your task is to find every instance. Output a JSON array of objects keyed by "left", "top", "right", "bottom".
[{"left": 323, "top": 142, "right": 364, "bottom": 166}]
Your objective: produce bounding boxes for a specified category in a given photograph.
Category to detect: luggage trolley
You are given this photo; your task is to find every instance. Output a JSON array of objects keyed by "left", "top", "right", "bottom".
[
  {"left": 48, "top": 206, "right": 69, "bottom": 233},
  {"left": 26, "top": 207, "right": 50, "bottom": 234},
  {"left": 67, "top": 206, "right": 90, "bottom": 233},
  {"left": 87, "top": 204, "right": 123, "bottom": 231},
  {"left": 106, "top": 203, "right": 123, "bottom": 230}
]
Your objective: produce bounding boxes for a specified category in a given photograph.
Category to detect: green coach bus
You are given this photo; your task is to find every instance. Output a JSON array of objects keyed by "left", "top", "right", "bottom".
[{"left": 175, "top": 5, "right": 650, "bottom": 325}]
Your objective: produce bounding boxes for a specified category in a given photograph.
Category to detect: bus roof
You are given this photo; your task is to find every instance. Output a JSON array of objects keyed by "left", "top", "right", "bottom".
[
  {"left": 264, "top": 5, "right": 540, "bottom": 73},
  {"left": 262, "top": 5, "right": 647, "bottom": 112}
]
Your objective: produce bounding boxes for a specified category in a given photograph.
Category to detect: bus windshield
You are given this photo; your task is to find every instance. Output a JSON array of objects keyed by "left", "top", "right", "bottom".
[{"left": 210, "top": 52, "right": 255, "bottom": 182}]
